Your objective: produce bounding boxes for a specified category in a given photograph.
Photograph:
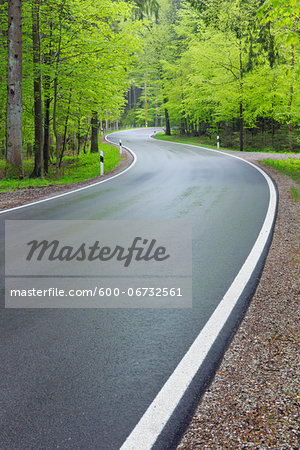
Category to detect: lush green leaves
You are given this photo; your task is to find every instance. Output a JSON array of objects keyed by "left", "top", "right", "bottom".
[
  {"left": 128, "top": 0, "right": 299, "bottom": 151},
  {"left": 1, "top": 0, "right": 143, "bottom": 176}
]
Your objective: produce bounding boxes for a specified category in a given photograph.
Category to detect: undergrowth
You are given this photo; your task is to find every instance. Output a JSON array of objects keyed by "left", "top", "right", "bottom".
[{"left": 0, "top": 142, "right": 120, "bottom": 193}]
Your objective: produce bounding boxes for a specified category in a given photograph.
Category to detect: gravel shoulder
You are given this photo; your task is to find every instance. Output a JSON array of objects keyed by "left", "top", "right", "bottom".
[
  {"left": 0, "top": 148, "right": 299, "bottom": 447},
  {"left": 178, "top": 151, "right": 300, "bottom": 449}
]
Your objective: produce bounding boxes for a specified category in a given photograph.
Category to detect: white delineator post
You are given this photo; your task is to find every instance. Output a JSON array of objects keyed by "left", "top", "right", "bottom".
[
  {"left": 217, "top": 135, "right": 220, "bottom": 150},
  {"left": 119, "top": 140, "right": 122, "bottom": 155},
  {"left": 100, "top": 151, "right": 104, "bottom": 176}
]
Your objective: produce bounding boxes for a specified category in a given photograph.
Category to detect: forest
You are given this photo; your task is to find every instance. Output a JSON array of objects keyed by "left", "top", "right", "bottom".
[
  {"left": 1, "top": 0, "right": 299, "bottom": 181},
  {"left": 125, "top": 0, "right": 300, "bottom": 152}
]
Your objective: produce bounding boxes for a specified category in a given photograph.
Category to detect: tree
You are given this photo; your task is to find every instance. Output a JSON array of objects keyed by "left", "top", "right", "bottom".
[
  {"left": 259, "top": 0, "right": 300, "bottom": 149},
  {"left": 0, "top": 0, "right": 142, "bottom": 179},
  {"left": 90, "top": 111, "right": 99, "bottom": 153},
  {"left": 6, "top": 0, "right": 23, "bottom": 176},
  {"left": 31, "top": 0, "right": 43, "bottom": 177},
  {"left": 152, "top": 0, "right": 300, "bottom": 151},
  {"left": 126, "top": 0, "right": 183, "bottom": 131}
]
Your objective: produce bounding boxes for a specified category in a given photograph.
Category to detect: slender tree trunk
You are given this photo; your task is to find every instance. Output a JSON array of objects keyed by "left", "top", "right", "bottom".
[
  {"left": 6, "top": 0, "right": 23, "bottom": 176},
  {"left": 163, "top": 98, "right": 170, "bottom": 136},
  {"left": 144, "top": 82, "right": 148, "bottom": 127},
  {"left": 90, "top": 111, "right": 99, "bottom": 152},
  {"left": 43, "top": 93, "right": 51, "bottom": 173},
  {"left": 128, "top": 87, "right": 132, "bottom": 110},
  {"left": 31, "top": 0, "right": 43, "bottom": 178},
  {"left": 43, "top": 20, "right": 53, "bottom": 173},
  {"left": 53, "top": 76, "right": 61, "bottom": 181},
  {"left": 133, "top": 87, "right": 137, "bottom": 127},
  {"left": 77, "top": 116, "right": 81, "bottom": 155},
  {"left": 59, "top": 89, "right": 72, "bottom": 167},
  {"left": 239, "top": 101, "right": 244, "bottom": 151},
  {"left": 239, "top": 39, "right": 244, "bottom": 152},
  {"left": 52, "top": 31, "right": 62, "bottom": 180},
  {"left": 83, "top": 125, "right": 90, "bottom": 154},
  {"left": 267, "top": 22, "right": 275, "bottom": 68},
  {"left": 288, "top": 45, "right": 294, "bottom": 150},
  {"left": 180, "top": 115, "right": 185, "bottom": 135}
]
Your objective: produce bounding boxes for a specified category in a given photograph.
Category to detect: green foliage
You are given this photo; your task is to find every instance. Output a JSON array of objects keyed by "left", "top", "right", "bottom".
[
  {"left": 4, "top": 163, "right": 24, "bottom": 179},
  {"left": 1, "top": 0, "right": 142, "bottom": 179},
  {"left": 262, "top": 158, "right": 300, "bottom": 183},
  {"left": 124, "top": 0, "right": 300, "bottom": 152},
  {"left": 263, "top": 157, "right": 300, "bottom": 200},
  {"left": 2, "top": 0, "right": 300, "bottom": 186},
  {"left": 258, "top": 0, "right": 300, "bottom": 47},
  {"left": 0, "top": 142, "right": 120, "bottom": 192},
  {"left": 290, "top": 186, "right": 300, "bottom": 201},
  {"left": 124, "top": 0, "right": 184, "bottom": 127}
]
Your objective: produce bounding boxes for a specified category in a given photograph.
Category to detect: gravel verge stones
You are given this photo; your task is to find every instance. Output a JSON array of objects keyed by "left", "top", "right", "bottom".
[{"left": 178, "top": 153, "right": 299, "bottom": 449}]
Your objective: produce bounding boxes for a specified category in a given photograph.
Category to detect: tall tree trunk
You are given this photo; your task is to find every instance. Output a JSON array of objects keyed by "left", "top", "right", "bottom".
[
  {"left": 133, "top": 87, "right": 137, "bottom": 126},
  {"left": 6, "top": 0, "right": 23, "bottom": 176},
  {"left": 239, "top": 39, "right": 244, "bottom": 152},
  {"left": 180, "top": 114, "right": 185, "bottom": 135},
  {"left": 83, "top": 125, "right": 90, "bottom": 154},
  {"left": 31, "top": 0, "right": 43, "bottom": 178},
  {"left": 288, "top": 45, "right": 294, "bottom": 150},
  {"left": 90, "top": 111, "right": 98, "bottom": 152},
  {"left": 163, "top": 97, "right": 170, "bottom": 136},
  {"left": 144, "top": 82, "right": 148, "bottom": 127},
  {"left": 59, "top": 89, "right": 72, "bottom": 167},
  {"left": 43, "top": 91, "right": 51, "bottom": 173},
  {"left": 267, "top": 22, "right": 275, "bottom": 68},
  {"left": 51, "top": 6, "right": 63, "bottom": 180},
  {"left": 43, "top": 19, "right": 53, "bottom": 173},
  {"left": 239, "top": 101, "right": 244, "bottom": 152},
  {"left": 53, "top": 76, "right": 60, "bottom": 181},
  {"left": 77, "top": 116, "right": 81, "bottom": 155},
  {"left": 128, "top": 86, "right": 132, "bottom": 110}
]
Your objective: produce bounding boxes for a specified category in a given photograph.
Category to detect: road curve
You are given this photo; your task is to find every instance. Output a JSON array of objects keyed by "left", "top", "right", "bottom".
[{"left": 0, "top": 128, "right": 276, "bottom": 449}]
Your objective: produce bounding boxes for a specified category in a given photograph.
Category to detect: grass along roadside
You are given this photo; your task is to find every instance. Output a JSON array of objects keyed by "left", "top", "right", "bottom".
[
  {"left": 154, "top": 132, "right": 300, "bottom": 154},
  {"left": 290, "top": 186, "right": 300, "bottom": 201},
  {"left": 262, "top": 158, "right": 300, "bottom": 183},
  {"left": 153, "top": 132, "right": 230, "bottom": 150},
  {"left": 262, "top": 158, "right": 300, "bottom": 201},
  {"left": 0, "top": 142, "right": 120, "bottom": 193}
]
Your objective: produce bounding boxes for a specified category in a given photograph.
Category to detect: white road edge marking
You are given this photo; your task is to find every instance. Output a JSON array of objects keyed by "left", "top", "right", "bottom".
[
  {"left": 0, "top": 134, "right": 137, "bottom": 215},
  {"left": 120, "top": 139, "right": 277, "bottom": 450}
]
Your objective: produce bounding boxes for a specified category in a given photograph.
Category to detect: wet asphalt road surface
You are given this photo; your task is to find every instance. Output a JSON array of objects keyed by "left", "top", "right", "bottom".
[{"left": 0, "top": 128, "right": 270, "bottom": 449}]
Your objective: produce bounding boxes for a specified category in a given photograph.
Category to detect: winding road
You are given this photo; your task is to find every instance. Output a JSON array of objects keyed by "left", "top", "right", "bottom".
[{"left": 0, "top": 128, "right": 276, "bottom": 449}]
